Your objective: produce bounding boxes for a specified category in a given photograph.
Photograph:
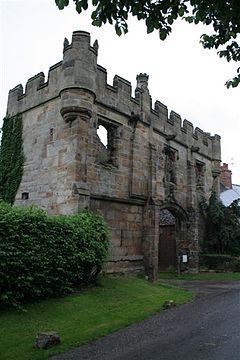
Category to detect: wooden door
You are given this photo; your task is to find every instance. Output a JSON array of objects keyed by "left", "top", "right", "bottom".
[{"left": 158, "top": 225, "right": 176, "bottom": 271}]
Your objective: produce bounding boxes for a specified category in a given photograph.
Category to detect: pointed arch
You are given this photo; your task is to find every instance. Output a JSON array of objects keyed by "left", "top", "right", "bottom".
[{"left": 159, "top": 201, "right": 189, "bottom": 224}]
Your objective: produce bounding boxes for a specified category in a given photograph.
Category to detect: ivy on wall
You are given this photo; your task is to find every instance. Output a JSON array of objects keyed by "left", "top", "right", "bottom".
[{"left": 0, "top": 114, "right": 24, "bottom": 205}]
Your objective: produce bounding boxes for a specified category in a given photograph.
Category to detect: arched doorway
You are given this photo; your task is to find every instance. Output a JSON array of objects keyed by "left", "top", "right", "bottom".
[
  {"left": 159, "top": 209, "right": 177, "bottom": 271},
  {"left": 158, "top": 203, "right": 189, "bottom": 272}
]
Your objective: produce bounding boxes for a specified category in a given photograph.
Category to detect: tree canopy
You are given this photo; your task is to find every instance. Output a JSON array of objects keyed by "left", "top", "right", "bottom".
[
  {"left": 200, "top": 193, "right": 240, "bottom": 256},
  {"left": 55, "top": 0, "right": 240, "bottom": 88}
]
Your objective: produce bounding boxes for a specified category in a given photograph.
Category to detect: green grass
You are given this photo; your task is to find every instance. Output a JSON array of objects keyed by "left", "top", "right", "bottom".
[
  {"left": 159, "top": 271, "right": 240, "bottom": 281},
  {"left": 0, "top": 276, "right": 193, "bottom": 360}
]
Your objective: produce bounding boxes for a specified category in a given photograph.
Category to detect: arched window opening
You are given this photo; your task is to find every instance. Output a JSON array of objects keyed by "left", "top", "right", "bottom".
[{"left": 159, "top": 209, "right": 176, "bottom": 272}]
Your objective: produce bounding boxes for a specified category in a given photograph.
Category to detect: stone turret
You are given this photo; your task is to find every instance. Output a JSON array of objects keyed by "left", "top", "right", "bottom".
[
  {"left": 60, "top": 31, "right": 98, "bottom": 122},
  {"left": 135, "top": 73, "right": 151, "bottom": 124},
  {"left": 136, "top": 73, "right": 149, "bottom": 91},
  {"left": 59, "top": 31, "right": 99, "bottom": 211}
]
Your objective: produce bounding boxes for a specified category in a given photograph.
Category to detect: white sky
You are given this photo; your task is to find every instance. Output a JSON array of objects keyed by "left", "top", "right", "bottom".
[{"left": 0, "top": 0, "right": 239, "bottom": 183}]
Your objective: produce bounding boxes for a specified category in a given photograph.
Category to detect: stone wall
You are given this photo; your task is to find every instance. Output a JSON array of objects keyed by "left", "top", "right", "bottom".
[
  {"left": 7, "top": 31, "right": 221, "bottom": 277},
  {"left": 90, "top": 198, "right": 144, "bottom": 273}
]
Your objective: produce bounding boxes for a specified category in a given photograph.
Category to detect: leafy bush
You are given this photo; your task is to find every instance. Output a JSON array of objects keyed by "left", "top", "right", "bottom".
[
  {"left": 200, "top": 193, "right": 240, "bottom": 256},
  {"left": 0, "top": 203, "right": 109, "bottom": 307},
  {"left": 200, "top": 253, "right": 240, "bottom": 272},
  {"left": 200, "top": 253, "right": 233, "bottom": 270}
]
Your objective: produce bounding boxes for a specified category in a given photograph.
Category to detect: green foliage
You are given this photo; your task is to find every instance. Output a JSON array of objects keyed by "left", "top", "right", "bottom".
[
  {"left": 200, "top": 193, "right": 240, "bottom": 256},
  {"left": 55, "top": 0, "right": 240, "bottom": 88},
  {"left": 0, "top": 114, "right": 24, "bottom": 205},
  {"left": 0, "top": 203, "right": 109, "bottom": 307},
  {"left": 200, "top": 253, "right": 240, "bottom": 272},
  {"left": 0, "top": 277, "right": 192, "bottom": 360}
]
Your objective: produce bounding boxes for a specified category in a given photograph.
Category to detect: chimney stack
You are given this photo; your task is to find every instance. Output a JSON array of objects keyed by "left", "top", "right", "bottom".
[{"left": 220, "top": 163, "right": 232, "bottom": 189}]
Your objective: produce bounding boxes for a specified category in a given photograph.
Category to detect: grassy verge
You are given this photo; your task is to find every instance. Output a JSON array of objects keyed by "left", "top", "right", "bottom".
[
  {"left": 159, "top": 271, "right": 240, "bottom": 281},
  {"left": 0, "top": 276, "right": 193, "bottom": 360}
]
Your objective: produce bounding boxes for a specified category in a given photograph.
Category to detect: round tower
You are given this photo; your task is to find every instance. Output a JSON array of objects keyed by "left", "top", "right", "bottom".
[
  {"left": 59, "top": 31, "right": 98, "bottom": 213},
  {"left": 60, "top": 31, "right": 98, "bottom": 122}
]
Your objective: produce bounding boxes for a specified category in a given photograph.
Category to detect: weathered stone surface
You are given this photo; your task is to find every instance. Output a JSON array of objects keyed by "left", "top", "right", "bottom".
[
  {"left": 7, "top": 30, "right": 221, "bottom": 278},
  {"left": 35, "top": 331, "right": 61, "bottom": 349}
]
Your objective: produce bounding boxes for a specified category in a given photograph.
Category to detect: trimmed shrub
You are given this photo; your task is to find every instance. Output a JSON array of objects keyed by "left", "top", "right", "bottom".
[
  {"left": 0, "top": 203, "right": 109, "bottom": 307},
  {"left": 200, "top": 253, "right": 240, "bottom": 272}
]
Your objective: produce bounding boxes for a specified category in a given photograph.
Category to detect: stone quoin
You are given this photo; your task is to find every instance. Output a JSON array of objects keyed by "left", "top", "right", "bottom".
[{"left": 6, "top": 31, "right": 221, "bottom": 279}]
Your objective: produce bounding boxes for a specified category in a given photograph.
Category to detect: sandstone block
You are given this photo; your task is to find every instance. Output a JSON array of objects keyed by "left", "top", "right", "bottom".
[{"left": 35, "top": 331, "right": 61, "bottom": 349}]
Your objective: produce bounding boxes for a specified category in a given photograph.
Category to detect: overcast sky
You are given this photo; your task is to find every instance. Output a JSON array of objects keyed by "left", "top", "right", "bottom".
[{"left": 0, "top": 0, "right": 239, "bottom": 183}]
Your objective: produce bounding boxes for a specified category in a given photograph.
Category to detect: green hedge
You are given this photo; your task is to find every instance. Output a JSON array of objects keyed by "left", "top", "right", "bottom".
[
  {"left": 0, "top": 203, "right": 109, "bottom": 307},
  {"left": 200, "top": 253, "right": 240, "bottom": 272}
]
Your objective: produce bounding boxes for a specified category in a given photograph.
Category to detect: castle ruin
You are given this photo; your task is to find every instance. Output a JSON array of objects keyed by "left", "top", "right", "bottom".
[{"left": 7, "top": 31, "right": 221, "bottom": 278}]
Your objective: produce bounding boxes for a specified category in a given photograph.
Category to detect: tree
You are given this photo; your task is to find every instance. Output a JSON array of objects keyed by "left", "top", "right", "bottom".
[
  {"left": 200, "top": 193, "right": 240, "bottom": 255},
  {"left": 55, "top": 0, "right": 240, "bottom": 88}
]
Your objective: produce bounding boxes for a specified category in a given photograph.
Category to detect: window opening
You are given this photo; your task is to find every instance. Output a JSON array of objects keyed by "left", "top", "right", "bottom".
[
  {"left": 49, "top": 128, "right": 54, "bottom": 141},
  {"left": 96, "top": 121, "right": 117, "bottom": 165},
  {"left": 21, "top": 192, "right": 29, "bottom": 200},
  {"left": 196, "top": 161, "right": 205, "bottom": 189},
  {"left": 97, "top": 125, "right": 108, "bottom": 147},
  {"left": 164, "top": 145, "right": 177, "bottom": 184}
]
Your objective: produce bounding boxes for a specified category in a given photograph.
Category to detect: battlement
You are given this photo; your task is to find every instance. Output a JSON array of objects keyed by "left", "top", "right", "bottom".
[{"left": 6, "top": 30, "right": 221, "bottom": 159}]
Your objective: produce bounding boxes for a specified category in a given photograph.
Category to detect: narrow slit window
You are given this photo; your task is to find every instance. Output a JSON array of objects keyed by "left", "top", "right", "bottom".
[
  {"left": 196, "top": 161, "right": 205, "bottom": 189},
  {"left": 49, "top": 128, "right": 54, "bottom": 141}
]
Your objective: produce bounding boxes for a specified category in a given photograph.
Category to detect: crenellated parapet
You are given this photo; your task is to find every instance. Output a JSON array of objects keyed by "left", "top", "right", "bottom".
[
  {"left": 7, "top": 30, "right": 98, "bottom": 117},
  {"left": 7, "top": 62, "right": 62, "bottom": 116},
  {"left": 6, "top": 30, "right": 221, "bottom": 161}
]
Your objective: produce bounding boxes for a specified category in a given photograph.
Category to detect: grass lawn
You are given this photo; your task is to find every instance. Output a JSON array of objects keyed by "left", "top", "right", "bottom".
[
  {"left": 159, "top": 271, "right": 240, "bottom": 281},
  {"left": 0, "top": 276, "right": 193, "bottom": 360}
]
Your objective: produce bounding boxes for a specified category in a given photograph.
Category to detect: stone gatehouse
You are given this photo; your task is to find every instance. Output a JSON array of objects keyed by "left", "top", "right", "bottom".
[{"left": 7, "top": 31, "right": 221, "bottom": 279}]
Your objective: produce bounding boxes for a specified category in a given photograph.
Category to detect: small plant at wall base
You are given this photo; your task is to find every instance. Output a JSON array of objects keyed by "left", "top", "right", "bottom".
[
  {"left": 200, "top": 192, "right": 240, "bottom": 256},
  {"left": 0, "top": 114, "right": 24, "bottom": 205}
]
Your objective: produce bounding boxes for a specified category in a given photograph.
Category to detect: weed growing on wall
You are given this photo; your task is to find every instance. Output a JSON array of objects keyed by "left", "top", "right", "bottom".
[{"left": 0, "top": 114, "right": 24, "bottom": 204}]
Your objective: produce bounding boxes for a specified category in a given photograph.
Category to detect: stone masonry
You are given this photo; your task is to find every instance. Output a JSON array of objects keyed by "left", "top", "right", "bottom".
[{"left": 7, "top": 31, "right": 221, "bottom": 278}]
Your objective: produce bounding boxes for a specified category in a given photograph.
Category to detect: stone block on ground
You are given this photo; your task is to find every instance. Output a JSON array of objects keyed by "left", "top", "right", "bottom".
[
  {"left": 35, "top": 331, "right": 61, "bottom": 349},
  {"left": 163, "top": 300, "right": 176, "bottom": 309}
]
